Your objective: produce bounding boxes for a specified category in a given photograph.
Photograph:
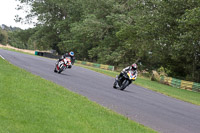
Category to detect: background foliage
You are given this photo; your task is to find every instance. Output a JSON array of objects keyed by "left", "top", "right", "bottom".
[{"left": 1, "top": 0, "right": 200, "bottom": 82}]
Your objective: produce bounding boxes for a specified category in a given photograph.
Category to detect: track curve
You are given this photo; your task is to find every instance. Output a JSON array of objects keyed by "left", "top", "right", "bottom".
[{"left": 1, "top": 49, "right": 200, "bottom": 133}]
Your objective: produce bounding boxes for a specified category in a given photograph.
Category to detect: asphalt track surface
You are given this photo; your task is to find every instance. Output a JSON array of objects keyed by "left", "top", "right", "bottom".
[{"left": 1, "top": 49, "right": 200, "bottom": 133}]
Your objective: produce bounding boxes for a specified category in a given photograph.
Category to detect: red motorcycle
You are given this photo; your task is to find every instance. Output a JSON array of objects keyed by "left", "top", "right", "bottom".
[{"left": 54, "top": 57, "right": 72, "bottom": 73}]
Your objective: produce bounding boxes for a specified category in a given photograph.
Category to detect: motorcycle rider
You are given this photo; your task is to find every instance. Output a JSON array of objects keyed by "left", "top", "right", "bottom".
[
  {"left": 116, "top": 63, "right": 138, "bottom": 86},
  {"left": 58, "top": 51, "right": 75, "bottom": 65},
  {"left": 54, "top": 51, "right": 75, "bottom": 72}
]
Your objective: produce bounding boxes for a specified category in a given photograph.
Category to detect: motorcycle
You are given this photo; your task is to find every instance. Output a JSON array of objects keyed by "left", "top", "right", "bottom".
[
  {"left": 113, "top": 71, "right": 136, "bottom": 90},
  {"left": 54, "top": 57, "right": 72, "bottom": 73}
]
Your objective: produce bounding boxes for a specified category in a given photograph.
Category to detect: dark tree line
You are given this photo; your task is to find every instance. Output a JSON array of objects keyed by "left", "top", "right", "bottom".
[{"left": 7, "top": 0, "right": 200, "bottom": 82}]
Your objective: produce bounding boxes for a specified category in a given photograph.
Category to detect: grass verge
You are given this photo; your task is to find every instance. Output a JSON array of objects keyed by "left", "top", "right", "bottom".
[
  {"left": 75, "top": 64, "right": 200, "bottom": 106},
  {"left": 0, "top": 58, "right": 156, "bottom": 133}
]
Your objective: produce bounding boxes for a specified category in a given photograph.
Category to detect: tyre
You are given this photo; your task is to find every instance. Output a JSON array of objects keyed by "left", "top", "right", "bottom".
[
  {"left": 113, "top": 81, "right": 117, "bottom": 89},
  {"left": 68, "top": 65, "right": 72, "bottom": 68},
  {"left": 54, "top": 68, "right": 57, "bottom": 73},
  {"left": 58, "top": 70, "right": 62, "bottom": 73},
  {"left": 120, "top": 80, "right": 130, "bottom": 90},
  {"left": 58, "top": 68, "right": 63, "bottom": 73},
  {"left": 58, "top": 65, "right": 65, "bottom": 73}
]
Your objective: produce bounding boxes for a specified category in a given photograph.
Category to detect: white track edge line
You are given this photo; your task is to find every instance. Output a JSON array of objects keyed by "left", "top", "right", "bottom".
[{"left": 0, "top": 55, "right": 5, "bottom": 60}]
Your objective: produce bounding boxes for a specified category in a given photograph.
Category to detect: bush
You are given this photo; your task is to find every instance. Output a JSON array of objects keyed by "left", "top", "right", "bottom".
[{"left": 0, "top": 29, "right": 8, "bottom": 45}]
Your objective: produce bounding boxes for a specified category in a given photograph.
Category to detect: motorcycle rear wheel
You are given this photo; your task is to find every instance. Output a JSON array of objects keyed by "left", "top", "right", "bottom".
[
  {"left": 120, "top": 80, "right": 130, "bottom": 90},
  {"left": 58, "top": 68, "right": 63, "bottom": 73},
  {"left": 58, "top": 65, "right": 65, "bottom": 73}
]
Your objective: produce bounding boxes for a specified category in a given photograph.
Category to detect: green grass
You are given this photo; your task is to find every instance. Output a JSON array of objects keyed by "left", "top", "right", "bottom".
[
  {"left": 75, "top": 64, "right": 200, "bottom": 106},
  {"left": 0, "top": 58, "right": 156, "bottom": 133}
]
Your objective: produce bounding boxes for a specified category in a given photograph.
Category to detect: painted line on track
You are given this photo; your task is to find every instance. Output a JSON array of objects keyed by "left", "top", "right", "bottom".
[{"left": 0, "top": 55, "right": 5, "bottom": 60}]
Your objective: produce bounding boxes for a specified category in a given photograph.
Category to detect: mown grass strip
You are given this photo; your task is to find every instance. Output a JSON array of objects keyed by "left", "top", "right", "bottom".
[
  {"left": 0, "top": 58, "right": 156, "bottom": 133},
  {"left": 75, "top": 64, "right": 200, "bottom": 106}
]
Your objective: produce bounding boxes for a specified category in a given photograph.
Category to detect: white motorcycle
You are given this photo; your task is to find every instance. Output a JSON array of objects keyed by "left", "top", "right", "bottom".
[
  {"left": 113, "top": 71, "right": 136, "bottom": 90},
  {"left": 54, "top": 57, "right": 72, "bottom": 73}
]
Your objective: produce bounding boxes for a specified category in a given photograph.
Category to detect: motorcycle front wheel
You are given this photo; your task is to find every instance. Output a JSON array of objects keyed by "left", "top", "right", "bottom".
[{"left": 113, "top": 80, "right": 117, "bottom": 89}]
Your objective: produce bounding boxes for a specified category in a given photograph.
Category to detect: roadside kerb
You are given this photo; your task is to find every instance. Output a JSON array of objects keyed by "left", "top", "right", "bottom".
[{"left": 160, "top": 76, "right": 200, "bottom": 92}]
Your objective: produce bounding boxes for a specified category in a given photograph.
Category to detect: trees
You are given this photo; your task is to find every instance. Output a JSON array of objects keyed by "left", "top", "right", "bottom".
[
  {"left": 0, "top": 28, "right": 8, "bottom": 45},
  {"left": 177, "top": 6, "right": 200, "bottom": 81},
  {"left": 13, "top": 0, "right": 200, "bottom": 82}
]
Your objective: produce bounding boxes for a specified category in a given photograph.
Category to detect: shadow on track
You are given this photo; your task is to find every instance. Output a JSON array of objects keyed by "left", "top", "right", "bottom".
[
  {"left": 53, "top": 71, "right": 71, "bottom": 76},
  {"left": 112, "top": 87, "right": 135, "bottom": 94}
]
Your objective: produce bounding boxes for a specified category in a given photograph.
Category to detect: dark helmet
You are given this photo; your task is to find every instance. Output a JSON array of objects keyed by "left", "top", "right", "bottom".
[
  {"left": 132, "top": 63, "right": 137, "bottom": 70},
  {"left": 69, "top": 51, "right": 74, "bottom": 56}
]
